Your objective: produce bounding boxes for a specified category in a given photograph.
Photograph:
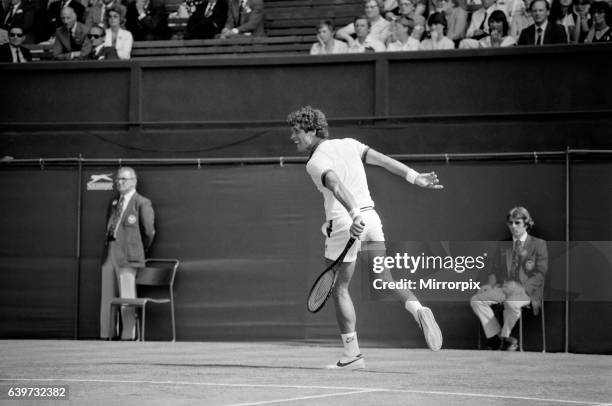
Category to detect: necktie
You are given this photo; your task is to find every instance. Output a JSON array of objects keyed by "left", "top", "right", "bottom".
[
  {"left": 536, "top": 27, "right": 543, "bottom": 45},
  {"left": 4, "top": 6, "right": 14, "bottom": 25},
  {"left": 69, "top": 29, "right": 78, "bottom": 50},
  {"left": 205, "top": 0, "right": 216, "bottom": 17},
  {"left": 15, "top": 48, "right": 21, "bottom": 63},
  {"left": 107, "top": 195, "right": 125, "bottom": 240},
  {"left": 479, "top": 10, "right": 488, "bottom": 31},
  {"left": 510, "top": 240, "right": 521, "bottom": 280}
]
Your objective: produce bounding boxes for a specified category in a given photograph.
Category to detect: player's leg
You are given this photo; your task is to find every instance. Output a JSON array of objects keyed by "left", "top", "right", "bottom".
[
  {"left": 363, "top": 210, "right": 442, "bottom": 351},
  {"left": 323, "top": 218, "right": 365, "bottom": 369}
]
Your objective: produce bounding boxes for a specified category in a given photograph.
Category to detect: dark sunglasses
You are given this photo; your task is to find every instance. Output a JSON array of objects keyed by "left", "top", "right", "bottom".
[
  {"left": 88, "top": 34, "right": 103, "bottom": 39},
  {"left": 9, "top": 33, "right": 24, "bottom": 37}
]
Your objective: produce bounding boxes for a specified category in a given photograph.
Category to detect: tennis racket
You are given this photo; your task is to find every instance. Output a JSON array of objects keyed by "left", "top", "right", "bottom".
[{"left": 307, "top": 237, "right": 356, "bottom": 313}]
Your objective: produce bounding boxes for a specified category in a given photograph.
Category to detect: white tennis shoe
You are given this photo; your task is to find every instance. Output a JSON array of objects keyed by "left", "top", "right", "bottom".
[
  {"left": 417, "top": 307, "right": 443, "bottom": 351},
  {"left": 325, "top": 354, "right": 365, "bottom": 370}
]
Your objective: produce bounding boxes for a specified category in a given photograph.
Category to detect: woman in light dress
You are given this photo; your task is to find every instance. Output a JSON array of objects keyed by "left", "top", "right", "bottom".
[{"left": 310, "top": 20, "right": 349, "bottom": 55}]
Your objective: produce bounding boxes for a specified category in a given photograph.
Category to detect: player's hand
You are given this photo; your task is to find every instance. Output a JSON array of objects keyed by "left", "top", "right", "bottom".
[
  {"left": 415, "top": 172, "right": 443, "bottom": 189},
  {"left": 350, "top": 216, "right": 365, "bottom": 238}
]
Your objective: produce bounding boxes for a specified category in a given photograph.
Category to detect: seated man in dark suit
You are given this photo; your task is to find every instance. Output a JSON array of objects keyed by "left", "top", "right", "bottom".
[
  {"left": 0, "top": 25, "right": 31, "bottom": 62},
  {"left": 52, "top": 6, "right": 91, "bottom": 60},
  {"left": 125, "top": 0, "right": 170, "bottom": 41},
  {"left": 86, "top": 24, "right": 119, "bottom": 59},
  {"left": 185, "top": 0, "right": 228, "bottom": 39},
  {"left": 471, "top": 206, "right": 548, "bottom": 351},
  {"left": 46, "top": 0, "right": 85, "bottom": 40},
  {"left": 518, "top": 0, "right": 568, "bottom": 45},
  {"left": 219, "top": 0, "right": 263, "bottom": 38}
]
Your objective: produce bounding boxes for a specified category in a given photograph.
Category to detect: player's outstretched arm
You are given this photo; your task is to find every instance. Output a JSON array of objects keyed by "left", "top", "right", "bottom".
[
  {"left": 324, "top": 170, "right": 365, "bottom": 238},
  {"left": 365, "top": 149, "right": 443, "bottom": 189}
]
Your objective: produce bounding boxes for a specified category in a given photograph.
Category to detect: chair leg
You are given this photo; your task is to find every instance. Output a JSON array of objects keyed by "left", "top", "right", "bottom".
[
  {"left": 171, "top": 300, "right": 176, "bottom": 343},
  {"left": 108, "top": 304, "right": 116, "bottom": 341},
  {"left": 541, "top": 301, "right": 546, "bottom": 353},
  {"left": 141, "top": 306, "right": 146, "bottom": 342},
  {"left": 519, "top": 312, "right": 524, "bottom": 352}
]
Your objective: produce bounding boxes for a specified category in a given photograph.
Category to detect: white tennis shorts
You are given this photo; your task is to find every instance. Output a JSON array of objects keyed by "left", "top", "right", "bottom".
[{"left": 321, "top": 208, "right": 385, "bottom": 262}]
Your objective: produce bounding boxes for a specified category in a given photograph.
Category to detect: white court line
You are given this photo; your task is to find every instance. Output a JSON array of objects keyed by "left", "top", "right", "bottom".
[
  {"left": 0, "top": 378, "right": 609, "bottom": 406},
  {"left": 224, "top": 389, "right": 380, "bottom": 406}
]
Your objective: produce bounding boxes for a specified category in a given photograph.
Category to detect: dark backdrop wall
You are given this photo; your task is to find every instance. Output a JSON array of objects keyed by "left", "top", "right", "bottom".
[
  {"left": 0, "top": 44, "right": 611, "bottom": 353},
  {"left": 0, "top": 158, "right": 610, "bottom": 353}
]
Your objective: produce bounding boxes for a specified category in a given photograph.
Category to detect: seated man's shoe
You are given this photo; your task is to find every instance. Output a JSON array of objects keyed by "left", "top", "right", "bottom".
[
  {"left": 485, "top": 335, "right": 502, "bottom": 350},
  {"left": 325, "top": 354, "right": 365, "bottom": 370},
  {"left": 417, "top": 307, "right": 443, "bottom": 351},
  {"left": 502, "top": 336, "right": 519, "bottom": 351}
]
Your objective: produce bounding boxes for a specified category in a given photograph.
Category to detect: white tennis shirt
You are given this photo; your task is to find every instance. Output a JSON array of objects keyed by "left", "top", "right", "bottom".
[{"left": 306, "top": 138, "right": 375, "bottom": 221}]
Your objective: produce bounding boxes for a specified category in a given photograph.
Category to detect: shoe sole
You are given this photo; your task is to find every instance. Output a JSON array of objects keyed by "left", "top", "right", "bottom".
[
  {"left": 418, "top": 307, "right": 443, "bottom": 351},
  {"left": 325, "top": 357, "right": 366, "bottom": 370}
]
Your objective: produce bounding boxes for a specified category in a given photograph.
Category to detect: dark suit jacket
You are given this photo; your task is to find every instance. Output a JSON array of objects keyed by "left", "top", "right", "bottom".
[
  {"left": 518, "top": 22, "right": 568, "bottom": 45},
  {"left": 125, "top": 0, "right": 170, "bottom": 41},
  {"left": 224, "top": 0, "right": 263, "bottom": 36},
  {"left": 185, "top": 0, "right": 227, "bottom": 39},
  {"left": 104, "top": 192, "right": 155, "bottom": 267},
  {"left": 87, "top": 45, "right": 119, "bottom": 59},
  {"left": 0, "top": 0, "right": 42, "bottom": 43},
  {"left": 52, "top": 21, "right": 92, "bottom": 59},
  {"left": 0, "top": 42, "right": 32, "bottom": 62},
  {"left": 489, "top": 235, "right": 548, "bottom": 313},
  {"left": 46, "top": 0, "right": 86, "bottom": 38}
]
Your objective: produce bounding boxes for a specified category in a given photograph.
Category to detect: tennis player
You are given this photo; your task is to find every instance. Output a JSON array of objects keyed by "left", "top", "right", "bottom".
[{"left": 288, "top": 106, "right": 444, "bottom": 369}]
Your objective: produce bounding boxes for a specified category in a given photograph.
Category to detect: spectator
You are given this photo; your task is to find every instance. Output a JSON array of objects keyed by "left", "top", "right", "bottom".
[
  {"left": 459, "top": 9, "right": 516, "bottom": 46},
  {"left": 517, "top": 0, "right": 568, "bottom": 44},
  {"left": 125, "top": 0, "right": 170, "bottom": 41},
  {"left": 337, "top": 0, "right": 391, "bottom": 46},
  {"left": 508, "top": 0, "right": 532, "bottom": 39},
  {"left": 310, "top": 20, "right": 348, "bottom": 54},
  {"left": 47, "top": 0, "right": 86, "bottom": 40},
  {"left": 85, "top": 0, "right": 126, "bottom": 28},
  {"left": 396, "top": 0, "right": 426, "bottom": 25},
  {"left": 471, "top": 206, "right": 548, "bottom": 351},
  {"left": 1, "top": 0, "right": 38, "bottom": 44},
  {"left": 572, "top": 0, "right": 591, "bottom": 42},
  {"left": 185, "top": 0, "right": 228, "bottom": 39},
  {"left": 383, "top": 0, "right": 399, "bottom": 19},
  {"left": 219, "top": 0, "right": 264, "bottom": 38},
  {"left": 86, "top": 23, "right": 118, "bottom": 58},
  {"left": 419, "top": 11, "right": 455, "bottom": 48},
  {"left": 550, "top": 0, "right": 577, "bottom": 41},
  {"left": 100, "top": 166, "right": 155, "bottom": 340},
  {"left": 105, "top": 5, "right": 132, "bottom": 58},
  {"left": 0, "top": 24, "right": 31, "bottom": 61},
  {"left": 52, "top": 6, "right": 91, "bottom": 59},
  {"left": 584, "top": 1, "right": 611, "bottom": 41},
  {"left": 347, "top": 15, "right": 386, "bottom": 52},
  {"left": 386, "top": 16, "right": 421, "bottom": 50},
  {"left": 440, "top": 0, "right": 467, "bottom": 42},
  {"left": 465, "top": 0, "right": 505, "bottom": 40}
]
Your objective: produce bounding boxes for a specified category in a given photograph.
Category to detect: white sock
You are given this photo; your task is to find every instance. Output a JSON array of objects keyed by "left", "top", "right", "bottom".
[
  {"left": 341, "top": 332, "right": 361, "bottom": 357},
  {"left": 404, "top": 299, "right": 423, "bottom": 319}
]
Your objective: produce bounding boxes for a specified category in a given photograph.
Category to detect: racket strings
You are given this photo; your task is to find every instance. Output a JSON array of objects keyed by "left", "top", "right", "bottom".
[{"left": 308, "top": 271, "right": 335, "bottom": 311}]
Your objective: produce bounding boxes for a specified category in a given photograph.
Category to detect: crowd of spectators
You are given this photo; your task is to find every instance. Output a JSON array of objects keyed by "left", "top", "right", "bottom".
[
  {"left": 310, "top": 0, "right": 612, "bottom": 55},
  {"left": 0, "top": 0, "right": 264, "bottom": 61},
  {"left": 0, "top": 0, "right": 609, "bottom": 63}
]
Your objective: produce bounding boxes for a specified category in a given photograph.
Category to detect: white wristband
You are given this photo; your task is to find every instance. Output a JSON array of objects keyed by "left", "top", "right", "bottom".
[
  {"left": 349, "top": 208, "right": 361, "bottom": 220},
  {"left": 405, "top": 168, "right": 419, "bottom": 184}
]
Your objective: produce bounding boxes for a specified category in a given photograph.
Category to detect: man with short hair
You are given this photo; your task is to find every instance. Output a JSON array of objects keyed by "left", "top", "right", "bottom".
[
  {"left": 86, "top": 24, "right": 118, "bottom": 59},
  {"left": 471, "top": 206, "right": 548, "bottom": 350},
  {"left": 287, "top": 106, "right": 443, "bottom": 369},
  {"left": 518, "top": 0, "right": 568, "bottom": 44},
  {"left": 337, "top": 0, "right": 391, "bottom": 46},
  {"left": 347, "top": 15, "right": 386, "bottom": 52},
  {"left": 52, "top": 6, "right": 91, "bottom": 60},
  {"left": 47, "top": 0, "right": 86, "bottom": 39},
  {"left": 0, "top": 25, "right": 31, "bottom": 62},
  {"left": 100, "top": 167, "right": 155, "bottom": 340}
]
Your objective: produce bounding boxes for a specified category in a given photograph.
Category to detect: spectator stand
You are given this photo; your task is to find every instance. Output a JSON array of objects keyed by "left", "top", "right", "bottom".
[{"left": 23, "top": 0, "right": 364, "bottom": 60}]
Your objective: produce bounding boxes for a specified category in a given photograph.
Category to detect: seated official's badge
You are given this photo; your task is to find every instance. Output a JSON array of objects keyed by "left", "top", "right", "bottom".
[{"left": 127, "top": 214, "right": 137, "bottom": 224}]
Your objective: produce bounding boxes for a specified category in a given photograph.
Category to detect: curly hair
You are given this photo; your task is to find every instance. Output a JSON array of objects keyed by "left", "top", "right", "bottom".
[{"left": 286, "top": 106, "right": 329, "bottom": 139}]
